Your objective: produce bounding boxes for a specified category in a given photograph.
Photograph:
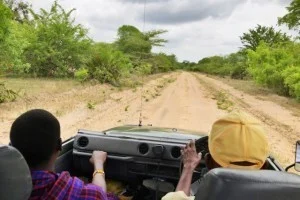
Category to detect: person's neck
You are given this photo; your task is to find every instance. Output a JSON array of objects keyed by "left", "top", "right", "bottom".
[
  {"left": 31, "top": 152, "right": 59, "bottom": 172},
  {"left": 31, "top": 162, "right": 55, "bottom": 172}
]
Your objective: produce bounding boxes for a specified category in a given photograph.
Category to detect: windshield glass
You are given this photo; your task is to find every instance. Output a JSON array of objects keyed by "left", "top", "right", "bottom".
[{"left": 0, "top": 0, "right": 299, "bottom": 170}]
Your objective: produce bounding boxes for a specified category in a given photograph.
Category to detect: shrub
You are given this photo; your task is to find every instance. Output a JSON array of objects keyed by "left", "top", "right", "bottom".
[
  {"left": 0, "top": 82, "right": 18, "bottom": 103},
  {"left": 282, "top": 66, "right": 300, "bottom": 100},
  {"left": 75, "top": 68, "right": 89, "bottom": 82},
  {"left": 86, "top": 43, "right": 132, "bottom": 85}
]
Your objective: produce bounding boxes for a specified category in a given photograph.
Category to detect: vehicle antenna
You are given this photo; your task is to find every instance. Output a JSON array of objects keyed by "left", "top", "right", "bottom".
[{"left": 139, "top": 0, "right": 147, "bottom": 127}]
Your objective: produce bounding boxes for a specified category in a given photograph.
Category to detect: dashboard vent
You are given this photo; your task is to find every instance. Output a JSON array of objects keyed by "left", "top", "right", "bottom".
[
  {"left": 77, "top": 136, "right": 89, "bottom": 148},
  {"left": 138, "top": 143, "right": 149, "bottom": 155},
  {"left": 171, "top": 146, "right": 181, "bottom": 159}
]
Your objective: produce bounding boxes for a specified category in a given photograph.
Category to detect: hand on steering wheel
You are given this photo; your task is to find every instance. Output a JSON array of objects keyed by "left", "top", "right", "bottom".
[{"left": 181, "top": 140, "right": 202, "bottom": 171}]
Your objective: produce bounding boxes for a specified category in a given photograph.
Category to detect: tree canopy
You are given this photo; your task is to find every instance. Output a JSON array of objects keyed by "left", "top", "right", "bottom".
[
  {"left": 240, "top": 25, "right": 290, "bottom": 51},
  {"left": 278, "top": 0, "right": 300, "bottom": 32},
  {"left": 24, "top": 0, "right": 91, "bottom": 77},
  {"left": 116, "top": 25, "right": 167, "bottom": 56}
]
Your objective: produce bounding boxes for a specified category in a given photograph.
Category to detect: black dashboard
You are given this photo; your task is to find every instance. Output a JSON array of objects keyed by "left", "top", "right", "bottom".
[{"left": 72, "top": 129, "right": 208, "bottom": 183}]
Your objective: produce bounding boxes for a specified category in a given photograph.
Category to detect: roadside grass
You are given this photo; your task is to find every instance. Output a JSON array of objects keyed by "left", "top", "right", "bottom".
[
  {"left": 87, "top": 101, "right": 96, "bottom": 110},
  {"left": 125, "top": 105, "right": 129, "bottom": 111},
  {"left": 194, "top": 74, "right": 234, "bottom": 112},
  {"left": 0, "top": 72, "right": 177, "bottom": 120},
  {"left": 0, "top": 77, "right": 112, "bottom": 120},
  {"left": 0, "top": 77, "right": 81, "bottom": 97},
  {"left": 0, "top": 82, "right": 19, "bottom": 103},
  {"left": 213, "top": 76, "right": 300, "bottom": 117},
  {"left": 214, "top": 91, "right": 234, "bottom": 111}
]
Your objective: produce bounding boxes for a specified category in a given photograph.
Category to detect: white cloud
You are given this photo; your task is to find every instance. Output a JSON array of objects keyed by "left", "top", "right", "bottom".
[{"left": 27, "top": 0, "right": 293, "bottom": 62}]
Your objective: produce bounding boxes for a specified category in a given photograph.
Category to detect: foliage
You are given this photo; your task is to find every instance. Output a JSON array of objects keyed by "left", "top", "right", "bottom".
[
  {"left": 247, "top": 42, "right": 300, "bottom": 99},
  {"left": 117, "top": 25, "right": 151, "bottom": 55},
  {"left": 87, "top": 101, "right": 95, "bottom": 110},
  {"left": 1, "top": 21, "right": 33, "bottom": 74},
  {"left": 74, "top": 68, "right": 89, "bottom": 82},
  {"left": 278, "top": 0, "right": 300, "bottom": 32},
  {"left": 0, "top": 1, "right": 12, "bottom": 43},
  {"left": 0, "top": 0, "right": 175, "bottom": 85},
  {"left": 282, "top": 66, "right": 300, "bottom": 100},
  {"left": 147, "top": 53, "right": 177, "bottom": 74},
  {"left": 4, "top": 0, "right": 31, "bottom": 23},
  {"left": 116, "top": 25, "right": 167, "bottom": 56},
  {"left": 23, "top": 1, "right": 91, "bottom": 77},
  {"left": 240, "top": 25, "right": 290, "bottom": 51},
  {"left": 85, "top": 43, "right": 132, "bottom": 85},
  {"left": 0, "top": 82, "right": 18, "bottom": 103},
  {"left": 225, "top": 51, "right": 248, "bottom": 79}
]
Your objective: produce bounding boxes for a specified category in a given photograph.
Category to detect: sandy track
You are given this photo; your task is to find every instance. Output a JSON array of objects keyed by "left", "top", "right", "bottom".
[
  {"left": 59, "top": 72, "right": 226, "bottom": 139},
  {"left": 1, "top": 71, "right": 299, "bottom": 168},
  {"left": 141, "top": 72, "right": 226, "bottom": 132}
]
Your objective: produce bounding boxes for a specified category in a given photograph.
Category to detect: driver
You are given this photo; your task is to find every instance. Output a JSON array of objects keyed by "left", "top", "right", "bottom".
[
  {"left": 162, "top": 111, "right": 269, "bottom": 200},
  {"left": 9, "top": 109, "right": 118, "bottom": 200}
]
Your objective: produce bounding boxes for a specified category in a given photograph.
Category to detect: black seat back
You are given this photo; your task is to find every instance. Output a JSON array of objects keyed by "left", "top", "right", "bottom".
[
  {"left": 0, "top": 145, "right": 32, "bottom": 200},
  {"left": 195, "top": 168, "right": 300, "bottom": 200}
]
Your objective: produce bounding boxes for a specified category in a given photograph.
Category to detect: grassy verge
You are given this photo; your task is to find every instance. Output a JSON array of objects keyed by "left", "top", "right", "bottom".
[
  {"left": 0, "top": 77, "right": 81, "bottom": 97},
  {"left": 212, "top": 76, "right": 300, "bottom": 117}
]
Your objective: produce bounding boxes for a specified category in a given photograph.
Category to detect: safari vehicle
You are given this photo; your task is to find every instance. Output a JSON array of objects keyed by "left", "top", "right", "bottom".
[{"left": 2, "top": 124, "right": 300, "bottom": 200}]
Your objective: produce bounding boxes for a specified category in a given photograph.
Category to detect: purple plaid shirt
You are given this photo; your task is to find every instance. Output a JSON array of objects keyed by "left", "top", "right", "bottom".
[{"left": 30, "top": 171, "right": 119, "bottom": 200}]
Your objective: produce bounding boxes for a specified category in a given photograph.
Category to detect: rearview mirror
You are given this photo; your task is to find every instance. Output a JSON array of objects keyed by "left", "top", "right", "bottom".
[{"left": 295, "top": 141, "right": 300, "bottom": 172}]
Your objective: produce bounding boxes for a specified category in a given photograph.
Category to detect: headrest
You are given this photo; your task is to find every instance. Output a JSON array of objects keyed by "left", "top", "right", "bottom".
[
  {"left": 195, "top": 168, "right": 300, "bottom": 200},
  {"left": 0, "top": 145, "right": 32, "bottom": 200}
]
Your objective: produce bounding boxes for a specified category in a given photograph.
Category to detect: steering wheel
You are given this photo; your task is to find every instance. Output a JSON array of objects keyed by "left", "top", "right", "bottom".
[
  {"left": 179, "top": 136, "right": 209, "bottom": 175},
  {"left": 195, "top": 136, "right": 209, "bottom": 156}
]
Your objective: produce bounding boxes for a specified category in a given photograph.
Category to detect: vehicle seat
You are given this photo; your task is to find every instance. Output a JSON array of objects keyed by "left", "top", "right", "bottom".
[
  {"left": 0, "top": 145, "right": 32, "bottom": 200},
  {"left": 194, "top": 168, "right": 300, "bottom": 200}
]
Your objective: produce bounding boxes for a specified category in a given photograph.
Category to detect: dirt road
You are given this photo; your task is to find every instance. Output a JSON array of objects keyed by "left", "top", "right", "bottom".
[{"left": 1, "top": 71, "right": 299, "bottom": 168}]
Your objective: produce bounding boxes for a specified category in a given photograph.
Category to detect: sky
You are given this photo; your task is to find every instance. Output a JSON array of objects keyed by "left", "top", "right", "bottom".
[{"left": 27, "top": 0, "right": 293, "bottom": 62}]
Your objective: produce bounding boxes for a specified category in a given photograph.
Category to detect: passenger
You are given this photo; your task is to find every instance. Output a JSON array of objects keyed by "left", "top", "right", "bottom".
[
  {"left": 9, "top": 109, "right": 118, "bottom": 200},
  {"left": 162, "top": 111, "right": 269, "bottom": 200}
]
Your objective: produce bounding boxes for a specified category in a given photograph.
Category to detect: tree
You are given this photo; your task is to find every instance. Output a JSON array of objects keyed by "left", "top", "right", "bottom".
[
  {"left": 0, "top": 1, "right": 13, "bottom": 68},
  {"left": 4, "top": 0, "right": 31, "bottom": 23},
  {"left": 240, "top": 25, "right": 290, "bottom": 51},
  {"left": 116, "top": 25, "right": 167, "bottom": 56},
  {"left": 0, "top": 1, "right": 12, "bottom": 43},
  {"left": 117, "top": 25, "right": 151, "bottom": 55},
  {"left": 278, "top": 0, "right": 300, "bottom": 32},
  {"left": 144, "top": 29, "right": 168, "bottom": 47},
  {"left": 85, "top": 43, "right": 132, "bottom": 85},
  {"left": 24, "top": 1, "right": 91, "bottom": 77}
]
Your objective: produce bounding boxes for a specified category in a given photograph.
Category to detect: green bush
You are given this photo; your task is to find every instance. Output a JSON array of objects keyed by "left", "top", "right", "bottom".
[
  {"left": 23, "top": 1, "right": 91, "bottom": 77},
  {"left": 247, "top": 42, "right": 300, "bottom": 97},
  {"left": 75, "top": 68, "right": 89, "bottom": 82},
  {"left": 86, "top": 43, "right": 132, "bottom": 85},
  {"left": 282, "top": 66, "right": 300, "bottom": 100}
]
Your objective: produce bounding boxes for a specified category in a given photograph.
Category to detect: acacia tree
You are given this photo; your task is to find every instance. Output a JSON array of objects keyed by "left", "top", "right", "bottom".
[
  {"left": 278, "top": 0, "right": 300, "bottom": 33},
  {"left": 240, "top": 25, "right": 290, "bottom": 51},
  {"left": 116, "top": 25, "right": 167, "bottom": 56},
  {"left": 24, "top": 1, "right": 91, "bottom": 77}
]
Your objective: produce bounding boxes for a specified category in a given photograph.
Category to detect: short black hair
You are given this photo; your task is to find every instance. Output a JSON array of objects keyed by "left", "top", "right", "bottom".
[{"left": 10, "top": 109, "right": 61, "bottom": 168}]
